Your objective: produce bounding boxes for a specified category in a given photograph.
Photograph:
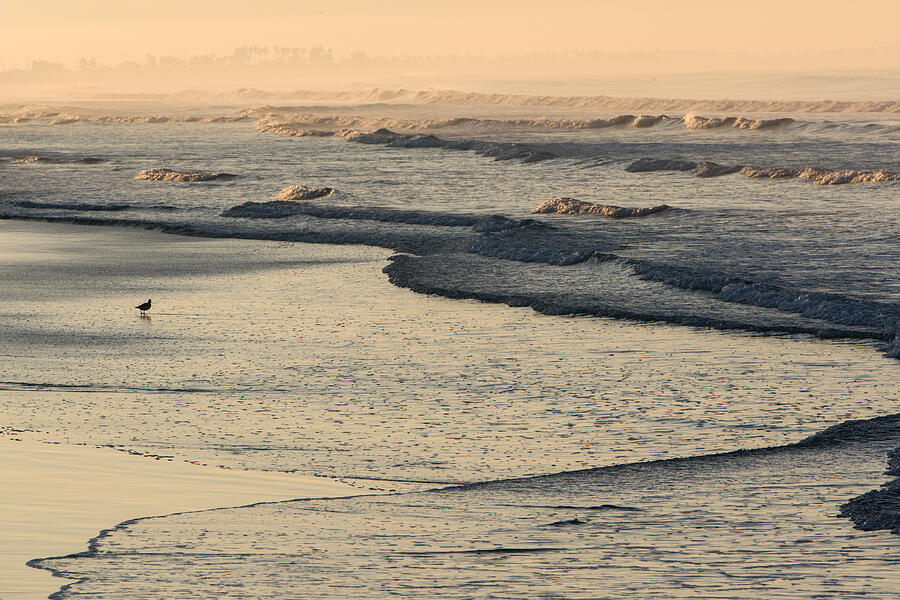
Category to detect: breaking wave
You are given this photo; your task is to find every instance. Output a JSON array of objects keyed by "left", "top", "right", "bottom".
[
  {"left": 348, "top": 128, "right": 557, "bottom": 162},
  {"left": 50, "top": 114, "right": 251, "bottom": 125},
  {"left": 0, "top": 107, "right": 822, "bottom": 135},
  {"left": 65, "top": 87, "right": 900, "bottom": 114},
  {"left": 221, "top": 200, "right": 539, "bottom": 231},
  {"left": 740, "top": 166, "right": 900, "bottom": 185},
  {"left": 0, "top": 114, "right": 33, "bottom": 124},
  {"left": 135, "top": 168, "right": 238, "bottom": 183},
  {"left": 383, "top": 253, "right": 896, "bottom": 350},
  {"left": 530, "top": 198, "right": 670, "bottom": 218},
  {"left": 684, "top": 114, "right": 795, "bottom": 130},
  {"left": 840, "top": 446, "right": 900, "bottom": 534},
  {"left": 627, "top": 158, "right": 900, "bottom": 185},
  {"left": 12, "top": 201, "right": 178, "bottom": 213},
  {"left": 341, "top": 128, "right": 557, "bottom": 162},
  {"left": 4, "top": 102, "right": 896, "bottom": 146},
  {"left": 3, "top": 197, "right": 898, "bottom": 359},
  {"left": 410, "top": 89, "right": 900, "bottom": 114},
  {"left": 256, "top": 112, "right": 885, "bottom": 136},
  {"left": 255, "top": 112, "right": 680, "bottom": 133},
  {"left": 258, "top": 124, "right": 557, "bottom": 163},
  {"left": 275, "top": 185, "right": 334, "bottom": 201},
  {"left": 13, "top": 201, "right": 131, "bottom": 212},
  {"left": 10, "top": 111, "right": 251, "bottom": 125},
  {"left": 0, "top": 151, "right": 105, "bottom": 164}
]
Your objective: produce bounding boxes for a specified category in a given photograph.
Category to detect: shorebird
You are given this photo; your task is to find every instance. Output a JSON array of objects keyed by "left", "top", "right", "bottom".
[{"left": 136, "top": 299, "right": 152, "bottom": 315}]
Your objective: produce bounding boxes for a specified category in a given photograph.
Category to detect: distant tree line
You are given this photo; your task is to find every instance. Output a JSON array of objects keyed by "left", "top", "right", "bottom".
[{"left": 19, "top": 46, "right": 684, "bottom": 76}]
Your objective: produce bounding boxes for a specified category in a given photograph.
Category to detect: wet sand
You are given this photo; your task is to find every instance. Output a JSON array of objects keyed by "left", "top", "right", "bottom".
[
  {"left": 0, "top": 434, "right": 355, "bottom": 600},
  {"left": 0, "top": 220, "right": 364, "bottom": 599}
]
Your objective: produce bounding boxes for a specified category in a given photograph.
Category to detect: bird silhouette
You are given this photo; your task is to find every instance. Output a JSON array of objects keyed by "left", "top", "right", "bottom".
[{"left": 136, "top": 299, "right": 152, "bottom": 314}]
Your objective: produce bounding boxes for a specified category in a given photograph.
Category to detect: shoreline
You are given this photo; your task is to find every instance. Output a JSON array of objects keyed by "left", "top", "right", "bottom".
[
  {"left": 0, "top": 432, "right": 357, "bottom": 600},
  {"left": 3, "top": 218, "right": 899, "bottom": 597},
  {"left": 0, "top": 219, "right": 374, "bottom": 599}
]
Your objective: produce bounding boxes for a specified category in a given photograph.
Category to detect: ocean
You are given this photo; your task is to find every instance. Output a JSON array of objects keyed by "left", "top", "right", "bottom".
[{"left": 1, "top": 94, "right": 898, "bottom": 598}]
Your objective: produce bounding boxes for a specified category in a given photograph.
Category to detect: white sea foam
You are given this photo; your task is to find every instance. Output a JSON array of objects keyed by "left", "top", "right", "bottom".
[
  {"left": 627, "top": 158, "right": 900, "bottom": 185},
  {"left": 135, "top": 168, "right": 238, "bottom": 183},
  {"left": 275, "top": 185, "right": 334, "bottom": 201},
  {"left": 530, "top": 198, "right": 670, "bottom": 218},
  {"left": 684, "top": 114, "right": 794, "bottom": 130},
  {"left": 631, "top": 114, "right": 669, "bottom": 128},
  {"left": 740, "top": 166, "right": 900, "bottom": 185}
]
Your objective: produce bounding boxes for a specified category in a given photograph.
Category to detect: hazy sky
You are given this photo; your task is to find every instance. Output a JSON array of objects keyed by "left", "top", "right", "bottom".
[{"left": 3, "top": 0, "right": 899, "bottom": 69}]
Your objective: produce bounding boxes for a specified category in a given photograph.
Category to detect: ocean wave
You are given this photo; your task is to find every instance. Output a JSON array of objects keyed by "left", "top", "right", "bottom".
[
  {"left": 257, "top": 122, "right": 557, "bottom": 163},
  {"left": 542, "top": 518, "right": 588, "bottom": 527},
  {"left": 76, "top": 87, "right": 900, "bottom": 114},
  {"left": 6, "top": 102, "right": 893, "bottom": 144},
  {"left": 614, "top": 256, "right": 900, "bottom": 352},
  {"left": 626, "top": 158, "right": 697, "bottom": 172},
  {"left": 255, "top": 110, "right": 892, "bottom": 139},
  {"left": 882, "top": 337, "right": 900, "bottom": 359},
  {"left": 530, "top": 197, "right": 670, "bottom": 218},
  {"left": 135, "top": 168, "right": 238, "bottom": 183},
  {"left": 275, "top": 185, "right": 334, "bottom": 201},
  {"left": 3, "top": 152, "right": 105, "bottom": 164},
  {"left": 49, "top": 113, "right": 251, "bottom": 125},
  {"left": 13, "top": 201, "right": 131, "bottom": 212},
  {"left": 740, "top": 166, "right": 900, "bottom": 185},
  {"left": 387, "top": 253, "right": 890, "bottom": 343},
  {"left": 6, "top": 107, "right": 674, "bottom": 133},
  {"left": 684, "top": 114, "right": 795, "bottom": 130},
  {"left": 0, "top": 380, "right": 214, "bottom": 394},
  {"left": 631, "top": 114, "right": 669, "bottom": 128},
  {"left": 0, "top": 106, "right": 254, "bottom": 125},
  {"left": 516, "top": 413, "right": 900, "bottom": 486},
  {"left": 220, "top": 200, "right": 539, "bottom": 232},
  {"left": 259, "top": 115, "right": 898, "bottom": 174},
  {"left": 259, "top": 111, "right": 824, "bottom": 137},
  {"left": 840, "top": 446, "right": 900, "bottom": 534},
  {"left": 627, "top": 158, "right": 900, "bottom": 185},
  {"left": 255, "top": 112, "right": 675, "bottom": 134},
  {"left": 11, "top": 201, "right": 178, "bottom": 213},
  {"left": 258, "top": 123, "right": 558, "bottom": 163},
  {"left": 5, "top": 200, "right": 898, "bottom": 358},
  {"left": 399, "top": 228, "right": 900, "bottom": 354},
  {"left": 411, "top": 89, "right": 900, "bottom": 114}
]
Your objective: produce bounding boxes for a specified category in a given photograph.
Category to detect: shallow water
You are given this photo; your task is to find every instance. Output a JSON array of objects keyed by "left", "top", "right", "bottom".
[
  {"left": 34, "top": 440, "right": 900, "bottom": 599},
  {"left": 1, "top": 102, "right": 899, "bottom": 597},
  {"left": 2, "top": 222, "right": 897, "bottom": 485}
]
